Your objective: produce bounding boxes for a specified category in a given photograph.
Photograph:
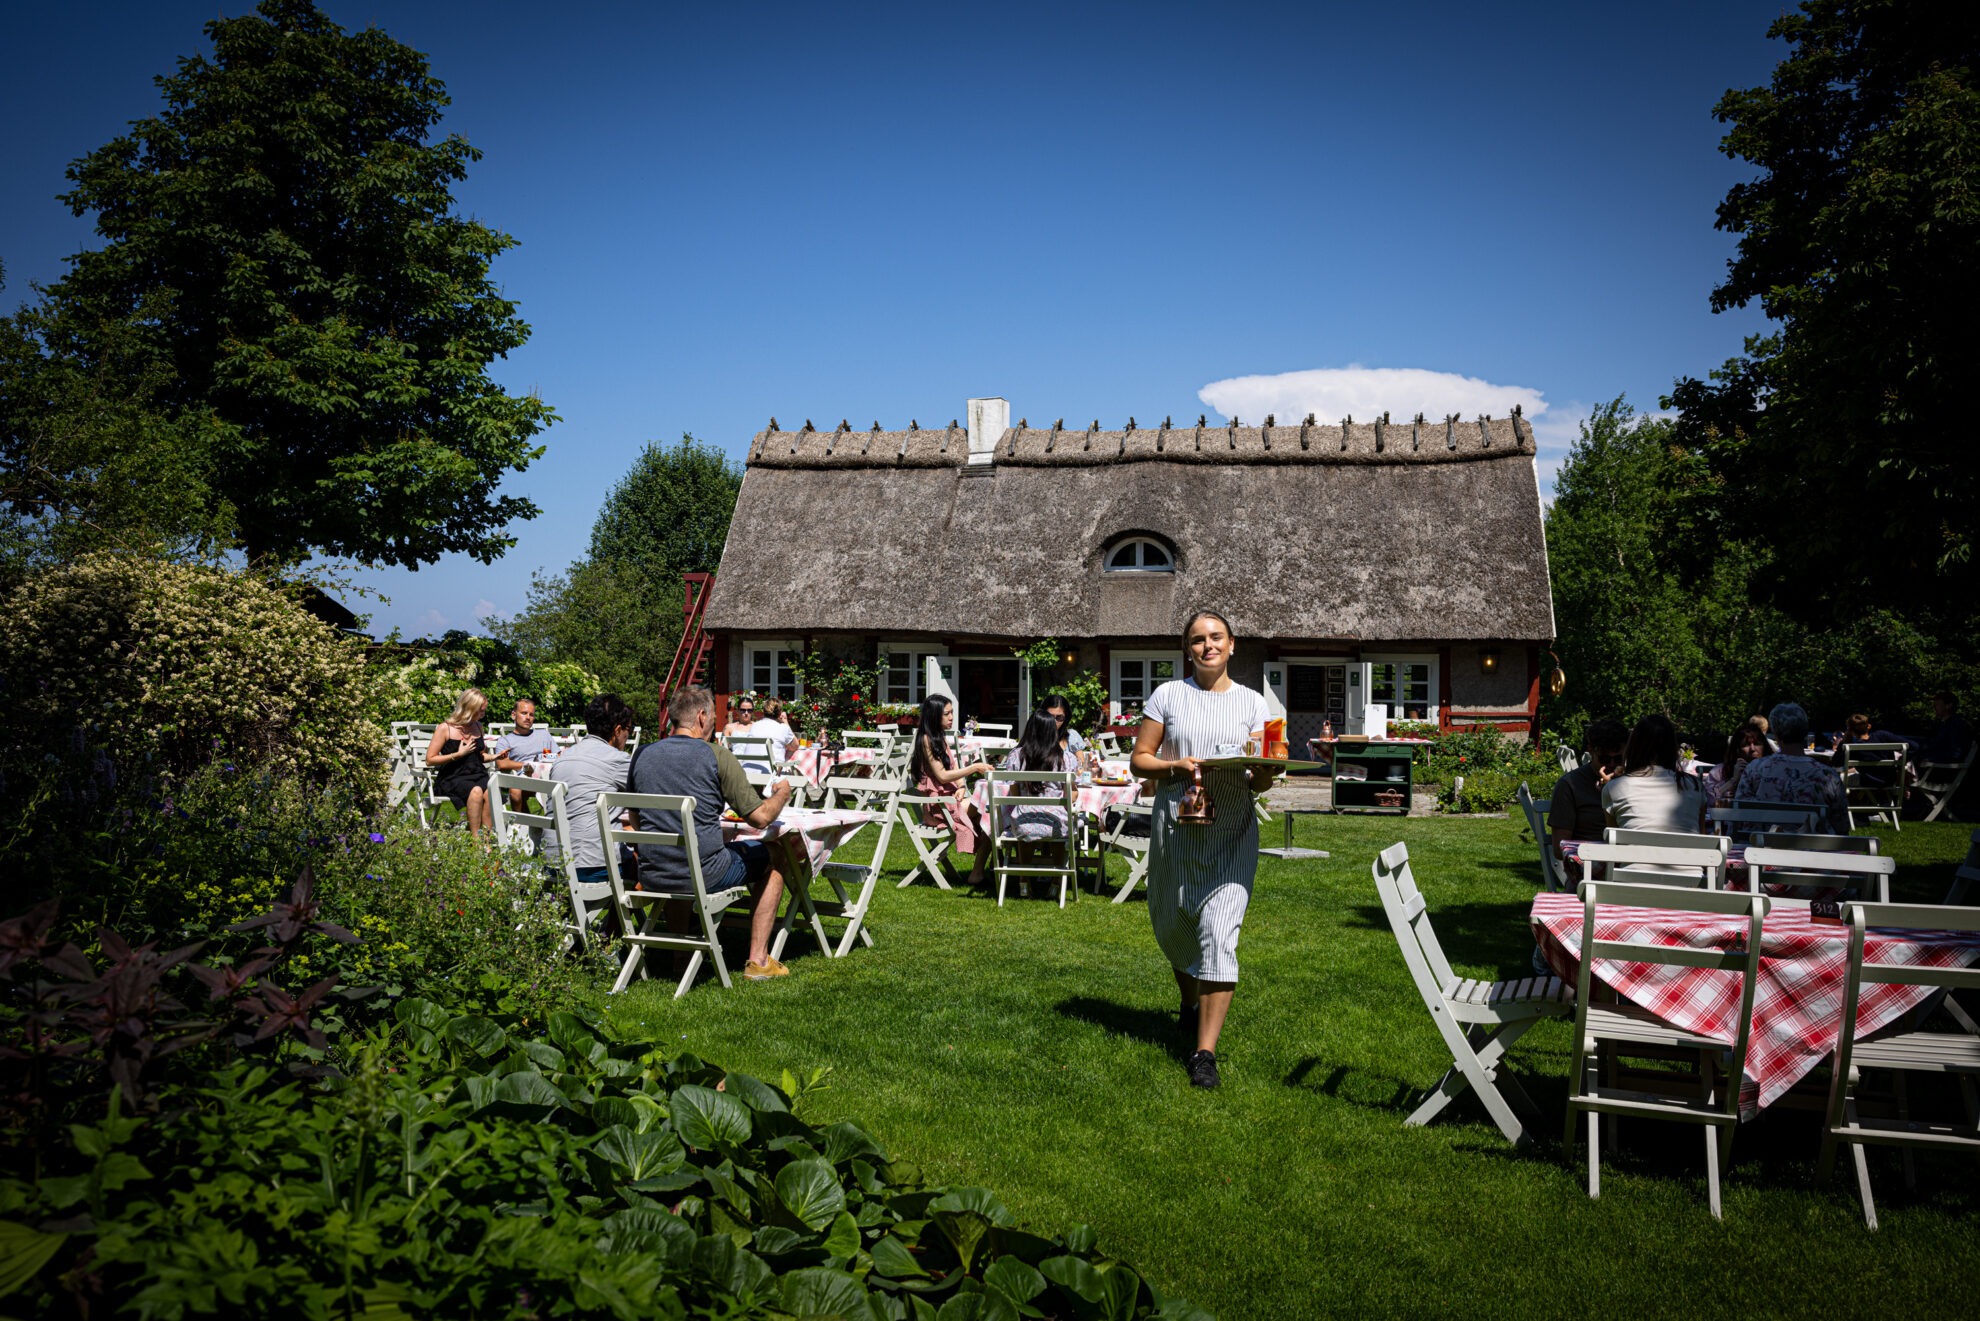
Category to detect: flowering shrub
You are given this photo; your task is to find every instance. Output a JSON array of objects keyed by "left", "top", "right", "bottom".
[
  {"left": 1423, "top": 726, "right": 1560, "bottom": 812},
  {"left": 0, "top": 553, "right": 386, "bottom": 799},
  {"left": 367, "top": 629, "right": 598, "bottom": 724},
  {"left": 786, "top": 652, "right": 882, "bottom": 740}
]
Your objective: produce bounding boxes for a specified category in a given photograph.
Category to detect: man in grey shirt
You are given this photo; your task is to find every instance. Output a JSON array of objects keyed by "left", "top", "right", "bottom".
[
  {"left": 548, "top": 693, "right": 635, "bottom": 877},
  {"left": 494, "top": 697, "right": 560, "bottom": 811}
]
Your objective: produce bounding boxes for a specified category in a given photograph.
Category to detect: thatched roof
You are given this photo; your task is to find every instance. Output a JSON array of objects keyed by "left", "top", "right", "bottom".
[{"left": 707, "top": 415, "right": 1553, "bottom": 643}]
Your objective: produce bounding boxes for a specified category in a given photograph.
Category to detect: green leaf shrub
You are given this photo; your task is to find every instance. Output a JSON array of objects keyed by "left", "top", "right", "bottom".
[
  {"left": 1047, "top": 669, "right": 1110, "bottom": 735},
  {"left": 1417, "top": 727, "right": 1560, "bottom": 814},
  {"left": 367, "top": 629, "right": 599, "bottom": 726}
]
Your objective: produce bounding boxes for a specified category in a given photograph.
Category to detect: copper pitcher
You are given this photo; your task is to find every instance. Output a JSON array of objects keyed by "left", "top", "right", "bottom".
[{"left": 1177, "top": 763, "right": 1216, "bottom": 826}]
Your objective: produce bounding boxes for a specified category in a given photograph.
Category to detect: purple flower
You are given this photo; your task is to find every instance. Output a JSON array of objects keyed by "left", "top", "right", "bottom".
[{"left": 369, "top": 832, "right": 386, "bottom": 844}]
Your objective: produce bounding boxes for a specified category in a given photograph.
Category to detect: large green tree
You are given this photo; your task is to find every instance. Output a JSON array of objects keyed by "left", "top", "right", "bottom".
[
  {"left": 1671, "top": 0, "right": 1980, "bottom": 617},
  {"left": 33, "top": 0, "right": 551, "bottom": 567},
  {"left": 587, "top": 434, "right": 742, "bottom": 576}
]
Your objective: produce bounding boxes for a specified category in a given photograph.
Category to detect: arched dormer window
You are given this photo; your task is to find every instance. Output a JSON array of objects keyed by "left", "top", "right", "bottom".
[{"left": 1104, "top": 536, "right": 1174, "bottom": 572}]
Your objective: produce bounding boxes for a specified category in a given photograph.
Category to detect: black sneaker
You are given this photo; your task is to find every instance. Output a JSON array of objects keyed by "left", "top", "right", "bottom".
[{"left": 1186, "top": 1049, "right": 1220, "bottom": 1089}]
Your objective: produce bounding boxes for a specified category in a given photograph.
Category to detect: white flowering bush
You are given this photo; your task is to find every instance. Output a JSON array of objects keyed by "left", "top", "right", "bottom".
[
  {"left": 366, "top": 630, "right": 599, "bottom": 724},
  {"left": 0, "top": 553, "right": 386, "bottom": 800}
]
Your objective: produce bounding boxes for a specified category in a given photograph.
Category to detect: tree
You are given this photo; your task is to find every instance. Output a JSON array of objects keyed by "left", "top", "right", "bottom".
[
  {"left": 487, "top": 560, "right": 681, "bottom": 730},
  {"left": 34, "top": 0, "right": 552, "bottom": 567},
  {"left": 1672, "top": 0, "right": 1980, "bottom": 616},
  {"left": 588, "top": 434, "right": 742, "bottom": 576}
]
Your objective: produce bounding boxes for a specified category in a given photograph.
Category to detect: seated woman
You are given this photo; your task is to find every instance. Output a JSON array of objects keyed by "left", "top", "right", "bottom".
[
  {"left": 1601, "top": 713, "right": 1707, "bottom": 834},
  {"left": 1704, "top": 718, "right": 1770, "bottom": 807},
  {"left": 1735, "top": 702, "right": 1849, "bottom": 833},
  {"left": 1040, "top": 694, "right": 1089, "bottom": 762},
  {"left": 723, "top": 694, "right": 758, "bottom": 739},
  {"left": 999, "top": 710, "right": 1075, "bottom": 836},
  {"left": 908, "top": 693, "right": 995, "bottom": 885},
  {"left": 426, "top": 687, "right": 493, "bottom": 835}
]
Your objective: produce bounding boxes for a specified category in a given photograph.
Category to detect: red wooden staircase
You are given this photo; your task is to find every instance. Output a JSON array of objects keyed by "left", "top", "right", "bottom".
[{"left": 659, "top": 572, "right": 715, "bottom": 714}]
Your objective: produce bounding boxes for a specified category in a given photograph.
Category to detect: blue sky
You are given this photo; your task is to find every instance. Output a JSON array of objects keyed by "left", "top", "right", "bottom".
[{"left": 2, "top": 1, "right": 1783, "bottom": 635}]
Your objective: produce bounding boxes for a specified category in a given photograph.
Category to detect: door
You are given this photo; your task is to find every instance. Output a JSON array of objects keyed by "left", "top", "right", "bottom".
[
  {"left": 954, "top": 657, "right": 1020, "bottom": 727},
  {"left": 1287, "top": 662, "right": 1348, "bottom": 748}
]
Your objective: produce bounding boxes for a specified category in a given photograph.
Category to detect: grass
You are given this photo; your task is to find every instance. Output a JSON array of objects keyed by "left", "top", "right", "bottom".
[{"left": 602, "top": 813, "right": 1980, "bottom": 1318}]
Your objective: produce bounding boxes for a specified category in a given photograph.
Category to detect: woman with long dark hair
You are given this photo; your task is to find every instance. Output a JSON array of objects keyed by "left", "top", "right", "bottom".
[
  {"left": 1601, "top": 712, "right": 1707, "bottom": 833},
  {"left": 1128, "top": 609, "right": 1277, "bottom": 1089},
  {"left": 998, "top": 709, "right": 1074, "bottom": 841},
  {"left": 909, "top": 693, "right": 995, "bottom": 885},
  {"left": 1705, "top": 719, "right": 1769, "bottom": 807}
]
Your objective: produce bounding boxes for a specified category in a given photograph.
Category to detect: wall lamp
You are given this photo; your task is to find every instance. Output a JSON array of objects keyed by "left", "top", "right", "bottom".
[{"left": 1479, "top": 648, "right": 1501, "bottom": 676}]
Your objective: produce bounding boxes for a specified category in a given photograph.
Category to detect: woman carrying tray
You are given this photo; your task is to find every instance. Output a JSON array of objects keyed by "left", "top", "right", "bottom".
[{"left": 1129, "top": 609, "right": 1278, "bottom": 1088}]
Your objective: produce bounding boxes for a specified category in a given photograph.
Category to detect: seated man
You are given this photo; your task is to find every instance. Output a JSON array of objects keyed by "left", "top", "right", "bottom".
[
  {"left": 1733, "top": 701, "right": 1848, "bottom": 834},
  {"left": 547, "top": 693, "right": 635, "bottom": 894},
  {"left": 629, "top": 685, "right": 796, "bottom": 981},
  {"left": 1549, "top": 718, "right": 1627, "bottom": 857},
  {"left": 1921, "top": 691, "right": 1974, "bottom": 766},
  {"left": 493, "top": 697, "right": 559, "bottom": 811}
]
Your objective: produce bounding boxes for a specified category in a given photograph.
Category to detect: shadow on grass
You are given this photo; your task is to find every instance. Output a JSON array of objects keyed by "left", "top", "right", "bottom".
[
  {"left": 1054, "top": 995, "right": 1190, "bottom": 1062},
  {"left": 1345, "top": 901, "right": 1542, "bottom": 974}
]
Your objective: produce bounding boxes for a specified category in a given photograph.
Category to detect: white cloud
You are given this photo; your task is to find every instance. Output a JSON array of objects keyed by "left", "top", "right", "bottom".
[
  {"left": 1197, "top": 365, "right": 1549, "bottom": 433},
  {"left": 414, "top": 607, "right": 450, "bottom": 635},
  {"left": 474, "top": 598, "right": 506, "bottom": 624}
]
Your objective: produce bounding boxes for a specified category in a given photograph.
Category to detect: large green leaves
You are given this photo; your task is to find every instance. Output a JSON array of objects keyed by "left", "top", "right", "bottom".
[
  {"left": 671, "top": 1085, "right": 752, "bottom": 1150},
  {"left": 775, "top": 1158, "right": 847, "bottom": 1232},
  {"left": 779, "top": 1266, "right": 867, "bottom": 1318},
  {"left": 0, "top": 1221, "right": 68, "bottom": 1297},
  {"left": 929, "top": 1189, "right": 1012, "bottom": 1276}
]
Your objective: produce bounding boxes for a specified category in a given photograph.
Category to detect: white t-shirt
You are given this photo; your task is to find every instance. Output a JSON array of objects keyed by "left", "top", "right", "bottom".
[
  {"left": 745, "top": 717, "right": 796, "bottom": 765},
  {"left": 1601, "top": 768, "right": 1707, "bottom": 834},
  {"left": 1142, "top": 678, "right": 1271, "bottom": 763}
]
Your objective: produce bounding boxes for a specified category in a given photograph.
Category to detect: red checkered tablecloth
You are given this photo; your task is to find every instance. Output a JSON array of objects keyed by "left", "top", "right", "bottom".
[
  {"left": 970, "top": 761, "right": 1144, "bottom": 819},
  {"left": 724, "top": 807, "right": 873, "bottom": 871},
  {"left": 1531, "top": 892, "right": 1980, "bottom": 1114},
  {"left": 785, "top": 745, "right": 882, "bottom": 786}
]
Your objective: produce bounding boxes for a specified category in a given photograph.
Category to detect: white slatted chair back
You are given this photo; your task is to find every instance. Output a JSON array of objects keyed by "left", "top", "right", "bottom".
[
  {"left": 1556, "top": 743, "right": 1581, "bottom": 773},
  {"left": 726, "top": 735, "right": 776, "bottom": 771},
  {"left": 1574, "top": 840, "right": 1726, "bottom": 890},
  {"left": 1093, "top": 732, "right": 1125, "bottom": 760},
  {"left": 1746, "top": 832, "right": 1878, "bottom": 856},
  {"left": 1838, "top": 742, "right": 1908, "bottom": 832},
  {"left": 487, "top": 773, "right": 613, "bottom": 951},
  {"left": 841, "top": 729, "right": 896, "bottom": 757},
  {"left": 1565, "top": 880, "right": 1770, "bottom": 1216},
  {"left": 626, "top": 726, "right": 643, "bottom": 753},
  {"left": 1711, "top": 803, "right": 1820, "bottom": 836},
  {"left": 487, "top": 722, "right": 515, "bottom": 738},
  {"left": 972, "top": 722, "right": 1014, "bottom": 739},
  {"left": 1742, "top": 846, "right": 1894, "bottom": 903},
  {"left": 1602, "top": 828, "right": 1730, "bottom": 889},
  {"left": 594, "top": 791, "right": 749, "bottom": 997},
  {"left": 985, "top": 768, "right": 1078, "bottom": 908},
  {"left": 1518, "top": 782, "right": 1566, "bottom": 891},
  {"left": 1915, "top": 745, "right": 1974, "bottom": 823},
  {"left": 1820, "top": 900, "right": 1980, "bottom": 1227},
  {"left": 1372, "top": 842, "right": 1573, "bottom": 1146},
  {"left": 1101, "top": 802, "right": 1153, "bottom": 903}
]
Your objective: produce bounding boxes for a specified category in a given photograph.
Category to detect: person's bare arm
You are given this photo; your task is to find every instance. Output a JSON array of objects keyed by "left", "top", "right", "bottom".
[
  {"left": 1130, "top": 716, "right": 1196, "bottom": 782},
  {"left": 919, "top": 736, "right": 984, "bottom": 786},
  {"left": 744, "top": 779, "right": 793, "bottom": 829},
  {"left": 427, "top": 724, "right": 479, "bottom": 768}
]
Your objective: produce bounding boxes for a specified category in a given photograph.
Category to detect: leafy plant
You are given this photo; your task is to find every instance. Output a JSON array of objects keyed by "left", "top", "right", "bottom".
[{"left": 787, "top": 652, "right": 884, "bottom": 741}]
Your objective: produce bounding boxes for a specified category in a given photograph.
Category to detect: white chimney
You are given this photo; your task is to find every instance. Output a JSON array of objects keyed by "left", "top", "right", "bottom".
[{"left": 966, "top": 397, "right": 1008, "bottom": 467}]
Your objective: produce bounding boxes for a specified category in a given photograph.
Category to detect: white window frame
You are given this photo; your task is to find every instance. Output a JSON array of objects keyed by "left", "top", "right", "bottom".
[
  {"left": 745, "top": 642, "right": 804, "bottom": 701},
  {"left": 1111, "top": 650, "right": 1183, "bottom": 716},
  {"left": 1103, "top": 537, "right": 1176, "bottom": 573},
  {"left": 1364, "top": 652, "right": 1438, "bottom": 723},
  {"left": 877, "top": 644, "right": 950, "bottom": 706}
]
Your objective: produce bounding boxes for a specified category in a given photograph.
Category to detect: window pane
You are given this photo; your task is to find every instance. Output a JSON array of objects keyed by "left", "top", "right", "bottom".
[
  {"left": 1151, "top": 659, "right": 1176, "bottom": 680},
  {"left": 1141, "top": 542, "right": 1170, "bottom": 566},
  {"left": 1108, "top": 544, "right": 1136, "bottom": 568}
]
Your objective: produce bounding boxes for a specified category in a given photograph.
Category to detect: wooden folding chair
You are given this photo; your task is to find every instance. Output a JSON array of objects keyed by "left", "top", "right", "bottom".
[
  {"left": 1564, "top": 880, "right": 1770, "bottom": 1218},
  {"left": 1710, "top": 803, "right": 1820, "bottom": 837},
  {"left": 1602, "top": 829, "right": 1731, "bottom": 888},
  {"left": 1372, "top": 842, "right": 1573, "bottom": 1147},
  {"left": 1575, "top": 839, "right": 1728, "bottom": 890},
  {"left": 594, "top": 791, "right": 750, "bottom": 997},
  {"left": 1517, "top": 781, "right": 1566, "bottom": 891},
  {"left": 793, "top": 775, "right": 902, "bottom": 956},
  {"left": 986, "top": 768, "right": 1078, "bottom": 908},
  {"left": 972, "top": 722, "right": 1014, "bottom": 740},
  {"left": 1819, "top": 900, "right": 1980, "bottom": 1228},
  {"left": 1100, "top": 803, "right": 1153, "bottom": 903},
  {"left": 895, "top": 791, "right": 964, "bottom": 890},
  {"left": 488, "top": 774, "right": 613, "bottom": 952},
  {"left": 1556, "top": 742, "right": 1581, "bottom": 773},
  {"left": 1742, "top": 846, "right": 1893, "bottom": 903},
  {"left": 1915, "top": 746, "right": 1974, "bottom": 823},
  {"left": 1838, "top": 742, "right": 1908, "bottom": 832},
  {"left": 1746, "top": 832, "right": 1878, "bottom": 856}
]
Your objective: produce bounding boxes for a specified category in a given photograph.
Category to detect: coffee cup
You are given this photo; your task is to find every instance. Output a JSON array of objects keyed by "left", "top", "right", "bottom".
[{"left": 1214, "top": 742, "right": 1242, "bottom": 757}]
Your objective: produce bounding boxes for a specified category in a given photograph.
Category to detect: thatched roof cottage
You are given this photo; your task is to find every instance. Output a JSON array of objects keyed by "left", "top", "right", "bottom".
[{"left": 701, "top": 398, "right": 1555, "bottom": 742}]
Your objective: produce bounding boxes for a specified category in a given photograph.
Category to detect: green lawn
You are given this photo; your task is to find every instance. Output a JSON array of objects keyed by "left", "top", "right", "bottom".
[{"left": 603, "top": 814, "right": 1980, "bottom": 1318}]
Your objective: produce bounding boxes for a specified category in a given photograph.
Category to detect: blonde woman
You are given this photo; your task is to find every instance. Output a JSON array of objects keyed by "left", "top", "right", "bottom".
[{"left": 426, "top": 687, "right": 494, "bottom": 834}]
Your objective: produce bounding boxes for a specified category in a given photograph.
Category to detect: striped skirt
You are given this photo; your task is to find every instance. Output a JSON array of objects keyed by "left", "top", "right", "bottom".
[{"left": 1147, "top": 772, "right": 1258, "bottom": 982}]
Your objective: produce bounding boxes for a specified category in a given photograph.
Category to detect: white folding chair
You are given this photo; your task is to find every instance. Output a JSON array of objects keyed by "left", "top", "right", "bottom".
[
  {"left": 1517, "top": 782, "right": 1566, "bottom": 891},
  {"left": 727, "top": 735, "right": 776, "bottom": 772},
  {"left": 1710, "top": 803, "right": 1820, "bottom": 837},
  {"left": 1092, "top": 732, "right": 1124, "bottom": 760},
  {"left": 1915, "top": 746, "right": 1974, "bottom": 823},
  {"left": 1838, "top": 742, "right": 1909, "bottom": 832},
  {"left": 1564, "top": 880, "right": 1770, "bottom": 1218},
  {"left": 1372, "top": 842, "right": 1573, "bottom": 1147},
  {"left": 795, "top": 775, "right": 902, "bottom": 956},
  {"left": 1101, "top": 802, "right": 1153, "bottom": 903},
  {"left": 486, "top": 722, "right": 515, "bottom": 739},
  {"left": 1602, "top": 829, "right": 1732, "bottom": 889},
  {"left": 1746, "top": 832, "right": 1879, "bottom": 856},
  {"left": 487, "top": 774, "right": 613, "bottom": 952},
  {"left": 1556, "top": 742, "right": 1582, "bottom": 773},
  {"left": 841, "top": 729, "right": 896, "bottom": 759},
  {"left": 1819, "top": 900, "right": 1980, "bottom": 1228},
  {"left": 985, "top": 768, "right": 1078, "bottom": 908},
  {"left": 626, "top": 726, "right": 643, "bottom": 754},
  {"left": 1742, "top": 846, "right": 1894, "bottom": 903},
  {"left": 594, "top": 791, "right": 749, "bottom": 997},
  {"left": 972, "top": 722, "right": 1013, "bottom": 740},
  {"left": 1575, "top": 840, "right": 1727, "bottom": 891},
  {"left": 895, "top": 790, "right": 964, "bottom": 890}
]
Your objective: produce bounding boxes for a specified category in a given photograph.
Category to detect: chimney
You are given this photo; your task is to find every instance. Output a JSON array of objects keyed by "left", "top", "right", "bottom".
[{"left": 965, "top": 397, "right": 1008, "bottom": 467}]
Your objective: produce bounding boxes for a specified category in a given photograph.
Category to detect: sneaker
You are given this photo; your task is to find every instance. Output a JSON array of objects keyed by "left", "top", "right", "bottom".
[
  {"left": 743, "top": 957, "right": 789, "bottom": 981},
  {"left": 1186, "top": 1049, "right": 1220, "bottom": 1089}
]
